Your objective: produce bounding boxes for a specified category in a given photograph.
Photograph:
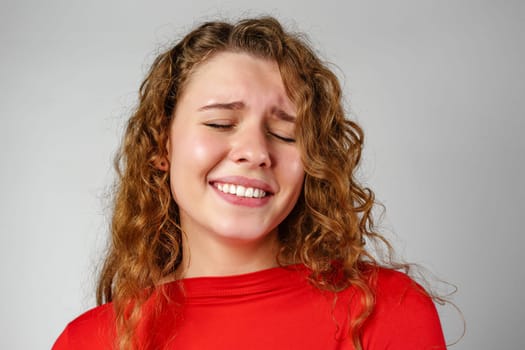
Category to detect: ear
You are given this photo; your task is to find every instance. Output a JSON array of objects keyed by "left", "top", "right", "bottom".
[
  {"left": 153, "top": 136, "right": 171, "bottom": 171},
  {"left": 153, "top": 155, "right": 169, "bottom": 171},
  {"left": 151, "top": 132, "right": 171, "bottom": 171}
]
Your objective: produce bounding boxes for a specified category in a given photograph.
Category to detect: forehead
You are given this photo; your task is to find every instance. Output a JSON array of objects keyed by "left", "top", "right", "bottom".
[
  {"left": 189, "top": 51, "right": 281, "bottom": 81},
  {"left": 178, "top": 51, "right": 295, "bottom": 112}
]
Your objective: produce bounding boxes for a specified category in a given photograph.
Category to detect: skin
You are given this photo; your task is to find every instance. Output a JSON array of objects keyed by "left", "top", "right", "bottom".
[{"left": 165, "top": 51, "right": 305, "bottom": 278}]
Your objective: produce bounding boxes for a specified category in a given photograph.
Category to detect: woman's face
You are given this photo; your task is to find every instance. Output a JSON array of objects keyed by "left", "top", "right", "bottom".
[{"left": 166, "top": 51, "right": 304, "bottom": 247}]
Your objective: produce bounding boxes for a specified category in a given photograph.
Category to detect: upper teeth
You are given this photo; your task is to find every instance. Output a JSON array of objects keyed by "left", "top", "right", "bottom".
[{"left": 216, "top": 183, "right": 267, "bottom": 198}]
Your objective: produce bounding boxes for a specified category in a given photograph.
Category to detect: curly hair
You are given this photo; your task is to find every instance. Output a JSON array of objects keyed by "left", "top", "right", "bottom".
[{"left": 97, "top": 16, "right": 401, "bottom": 350}]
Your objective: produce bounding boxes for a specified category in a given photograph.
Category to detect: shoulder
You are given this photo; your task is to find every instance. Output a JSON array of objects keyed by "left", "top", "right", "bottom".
[
  {"left": 361, "top": 268, "right": 446, "bottom": 349},
  {"left": 373, "top": 268, "right": 431, "bottom": 304},
  {"left": 52, "top": 303, "right": 116, "bottom": 350}
]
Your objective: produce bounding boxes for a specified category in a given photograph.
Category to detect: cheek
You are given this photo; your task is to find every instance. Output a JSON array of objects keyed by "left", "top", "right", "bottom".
[
  {"left": 281, "top": 150, "right": 305, "bottom": 191},
  {"left": 169, "top": 134, "right": 221, "bottom": 205},
  {"left": 169, "top": 133, "right": 225, "bottom": 181},
  {"left": 193, "top": 133, "right": 227, "bottom": 170},
  {"left": 192, "top": 141, "right": 216, "bottom": 164}
]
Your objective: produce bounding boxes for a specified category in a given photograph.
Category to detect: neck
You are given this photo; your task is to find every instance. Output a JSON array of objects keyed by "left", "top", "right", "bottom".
[{"left": 178, "top": 229, "right": 280, "bottom": 278}]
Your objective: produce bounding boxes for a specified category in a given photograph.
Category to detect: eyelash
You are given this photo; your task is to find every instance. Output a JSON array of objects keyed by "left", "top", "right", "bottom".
[
  {"left": 204, "top": 123, "right": 232, "bottom": 129},
  {"left": 204, "top": 123, "right": 296, "bottom": 143},
  {"left": 270, "top": 133, "right": 296, "bottom": 143}
]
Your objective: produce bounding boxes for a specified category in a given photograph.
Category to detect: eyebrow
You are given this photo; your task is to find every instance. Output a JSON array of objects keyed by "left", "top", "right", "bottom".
[
  {"left": 273, "top": 108, "right": 296, "bottom": 123},
  {"left": 198, "top": 101, "right": 245, "bottom": 112},
  {"left": 198, "top": 101, "right": 296, "bottom": 123}
]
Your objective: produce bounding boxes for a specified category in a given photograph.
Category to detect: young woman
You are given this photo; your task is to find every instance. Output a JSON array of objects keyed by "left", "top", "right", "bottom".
[{"left": 53, "top": 17, "right": 446, "bottom": 350}]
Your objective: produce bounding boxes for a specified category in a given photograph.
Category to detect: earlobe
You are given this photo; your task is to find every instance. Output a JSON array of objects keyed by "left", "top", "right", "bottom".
[
  {"left": 152, "top": 136, "right": 171, "bottom": 171},
  {"left": 153, "top": 156, "right": 170, "bottom": 171}
]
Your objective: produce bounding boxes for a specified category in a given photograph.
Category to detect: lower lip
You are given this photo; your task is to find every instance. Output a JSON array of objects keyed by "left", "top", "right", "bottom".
[{"left": 211, "top": 185, "right": 271, "bottom": 208}]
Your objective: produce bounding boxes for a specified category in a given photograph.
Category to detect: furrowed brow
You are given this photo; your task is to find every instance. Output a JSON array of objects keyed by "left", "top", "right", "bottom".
[
  {"left": 198, "top": 102, "right": 296, "bottom": 122},
  {"left": 273, "top": 108, "right": 296, "bottom": 123},
  {"left": 198, "top": 101, "right": 245, "bottom": 111}
]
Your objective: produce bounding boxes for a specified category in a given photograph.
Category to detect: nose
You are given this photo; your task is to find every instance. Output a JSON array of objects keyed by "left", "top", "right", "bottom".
[{"left": 230, "top": 126, "right": 272, "bottom": 168}]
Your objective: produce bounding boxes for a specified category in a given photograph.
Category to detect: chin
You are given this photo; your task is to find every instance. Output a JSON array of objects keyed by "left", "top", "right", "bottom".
[{"left": 213, "top": 224, "right": 277, "bottom": 243}]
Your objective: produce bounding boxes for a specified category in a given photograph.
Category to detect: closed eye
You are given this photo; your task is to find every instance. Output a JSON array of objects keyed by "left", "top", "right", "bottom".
[
  {"left": 204, "top": 122, "right": 234, "bottom": 130},
  {"left": 204, "top": 123, "right": 295, "bottom": 143},
  {"left": 268, "top": 131, "right": 295, "bottom": 143}
]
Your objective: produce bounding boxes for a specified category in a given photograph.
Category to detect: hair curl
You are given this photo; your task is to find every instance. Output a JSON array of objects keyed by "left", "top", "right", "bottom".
[{"left": 97, "top": 16, "right": 403, "bottom": 350}]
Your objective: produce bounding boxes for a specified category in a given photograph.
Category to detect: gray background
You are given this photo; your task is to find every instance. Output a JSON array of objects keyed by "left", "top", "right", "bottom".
[{"left": 1, "top": 0, "right": 523, "bottom": 349}]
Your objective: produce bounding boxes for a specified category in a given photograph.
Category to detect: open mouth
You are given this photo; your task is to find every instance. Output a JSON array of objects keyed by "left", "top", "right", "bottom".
[{"left": 213, "top": 182, "right": 271, "bottom": 199}]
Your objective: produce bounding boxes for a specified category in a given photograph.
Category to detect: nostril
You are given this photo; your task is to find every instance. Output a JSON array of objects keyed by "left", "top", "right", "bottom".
[{"left": 230, "top": 136, "right": 272, "bottom": 167}]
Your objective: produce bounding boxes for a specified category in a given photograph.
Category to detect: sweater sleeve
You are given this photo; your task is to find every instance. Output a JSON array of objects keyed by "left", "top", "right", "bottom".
[
  {"left": 361, "top": 269, "right": 446, "bottom": 350},
  {"left": 51, "top": 325, "right": 70, "bottom": 350},
  {"left": 51, "top": 304, "right": 116, "bottom": 350}
]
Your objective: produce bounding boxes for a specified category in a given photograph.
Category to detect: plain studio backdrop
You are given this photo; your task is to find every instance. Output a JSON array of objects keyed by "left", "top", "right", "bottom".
[{"left": 1, "top": 0, "right": 523, "bottom": 349}]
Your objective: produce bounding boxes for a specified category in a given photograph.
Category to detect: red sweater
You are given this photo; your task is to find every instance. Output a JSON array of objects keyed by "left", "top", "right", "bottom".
[{"left": 53, "top": 265, "right": 445, "bottom": 349}]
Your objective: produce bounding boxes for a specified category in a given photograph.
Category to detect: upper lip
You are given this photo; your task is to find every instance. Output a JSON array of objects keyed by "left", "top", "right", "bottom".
[{"left": 209, "top": 176, "right": 276, "bottom": 194}]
